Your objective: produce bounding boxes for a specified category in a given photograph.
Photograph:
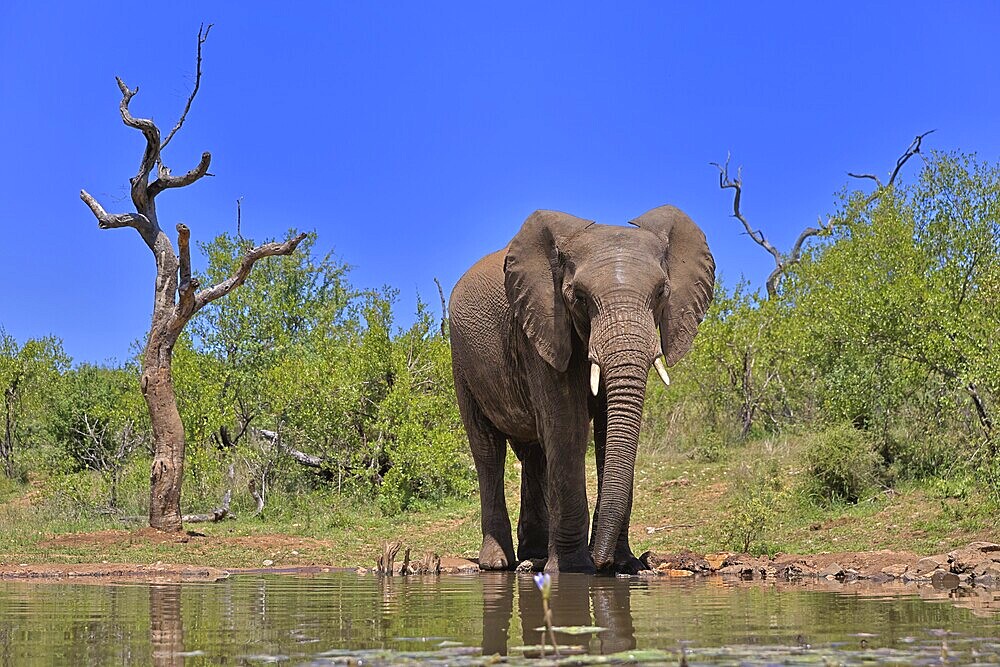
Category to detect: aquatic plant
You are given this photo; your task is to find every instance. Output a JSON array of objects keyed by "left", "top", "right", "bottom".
[{"left": 533, "top": 572, "right": 558, "bottom": 656}]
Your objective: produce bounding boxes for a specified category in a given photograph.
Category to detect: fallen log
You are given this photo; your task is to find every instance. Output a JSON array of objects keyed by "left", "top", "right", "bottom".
[{"left": 182, "top": 490, "right": 234, "bottom": 523}]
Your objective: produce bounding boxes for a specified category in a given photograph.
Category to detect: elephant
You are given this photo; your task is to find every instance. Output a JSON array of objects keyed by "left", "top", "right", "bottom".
[{"left": 449, "top": 205, "right": 715, "bottom": 574}]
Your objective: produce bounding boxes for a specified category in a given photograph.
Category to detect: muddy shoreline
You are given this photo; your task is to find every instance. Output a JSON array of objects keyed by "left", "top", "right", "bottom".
[{"left": 2, "top": 541, "right": 998, "bottom": 592}]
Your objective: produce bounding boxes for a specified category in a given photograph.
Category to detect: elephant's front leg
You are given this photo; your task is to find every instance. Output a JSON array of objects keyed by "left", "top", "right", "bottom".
[
  {"left": 590, "top": 393, "right": 646, "bottom": 574},
  {"left": 541, "top": 413, "right": 594, "bottom": 574},
  {"left": 511, "top": 441, "right": 548, "bottom": 563}
]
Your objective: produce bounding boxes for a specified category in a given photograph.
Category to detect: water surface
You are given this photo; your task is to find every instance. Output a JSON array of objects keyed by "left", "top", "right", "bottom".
[{"left": 1, "top": 573, "right": 999, "bottom": 664}]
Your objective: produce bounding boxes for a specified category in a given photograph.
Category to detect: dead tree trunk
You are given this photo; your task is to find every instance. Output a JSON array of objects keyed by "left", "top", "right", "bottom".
[{"left": 80, "top": 25, "right": 305, "bottom": 532}]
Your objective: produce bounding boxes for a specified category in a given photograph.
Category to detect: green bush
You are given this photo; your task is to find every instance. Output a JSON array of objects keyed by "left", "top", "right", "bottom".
[
  {"left": 803, "top": 422, "right": 882, "bottom": 504},
  {"left": 722, "top": 457, "right": 785, "bottom": 554}
]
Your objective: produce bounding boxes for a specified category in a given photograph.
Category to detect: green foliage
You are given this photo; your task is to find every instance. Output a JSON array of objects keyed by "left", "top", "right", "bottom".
[
  {"left": 802, "top": 422, "right": 881, "bottom": 504},
  {"left": 644, "top": 151, "right": 998, "bottom": 507},
  {"left": 722, "top": 456, "right": 786, "bottom": 554},
  {"left": 0, "top": 331, "right": 70, "bottom": 479},
  {"left": 173, "top": 232, "right": 472, "bottom": 512}
]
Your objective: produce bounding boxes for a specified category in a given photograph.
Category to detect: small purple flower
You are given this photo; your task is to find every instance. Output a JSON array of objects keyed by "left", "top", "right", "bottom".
[{"left": 533, "top": 572, "right": 551, "bottom": 598}]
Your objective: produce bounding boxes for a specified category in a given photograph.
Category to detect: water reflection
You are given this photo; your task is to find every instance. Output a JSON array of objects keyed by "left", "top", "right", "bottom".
[
  {"left": 149, "top": 584, "right": 184, "bottom": 666},
  {"left": 0, "top": 573, "right": 998, "bottom": 664}
]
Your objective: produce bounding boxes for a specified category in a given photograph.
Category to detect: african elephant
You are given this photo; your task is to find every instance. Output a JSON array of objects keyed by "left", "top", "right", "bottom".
[{"left": 449, "top": 205, "right": 714, "bottom": 573}]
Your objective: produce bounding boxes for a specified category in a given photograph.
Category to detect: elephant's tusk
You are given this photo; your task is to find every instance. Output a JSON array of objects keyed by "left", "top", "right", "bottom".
[
  {"left": 590, "top": 363, "right": 601, "bottom": 396},
  {"left": 653, "top": 357, "right": 671, "bottom": 387}
]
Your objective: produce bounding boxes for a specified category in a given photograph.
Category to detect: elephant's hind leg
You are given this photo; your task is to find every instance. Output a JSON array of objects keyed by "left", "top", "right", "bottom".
[
  {"left": 511, "top": 441, "right": 548, "bottom": 563},
  {"left": 457, "top": 382, "right": 516, "bottom": 570}
]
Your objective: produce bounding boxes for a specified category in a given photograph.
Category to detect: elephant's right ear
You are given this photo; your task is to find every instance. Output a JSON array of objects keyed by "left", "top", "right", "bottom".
[{"left": 504, "top": 210, "right": 591, "bottom": 372}]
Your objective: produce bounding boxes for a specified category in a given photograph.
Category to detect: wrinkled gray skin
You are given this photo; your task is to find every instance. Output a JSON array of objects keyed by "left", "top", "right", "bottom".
[{"left": 449, "top": 205, "right": 715, "bottom": 574}]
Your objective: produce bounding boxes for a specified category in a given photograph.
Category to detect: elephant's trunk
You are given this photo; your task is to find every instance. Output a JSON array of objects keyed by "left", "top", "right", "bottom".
[{"left": 589, "top": 310, "right": 658, "bottom": 571}]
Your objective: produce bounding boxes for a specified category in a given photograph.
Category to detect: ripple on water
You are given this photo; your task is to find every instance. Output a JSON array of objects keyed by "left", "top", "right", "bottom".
[{"left": 0, "top": 573, "right": 998, "bottom": 665}]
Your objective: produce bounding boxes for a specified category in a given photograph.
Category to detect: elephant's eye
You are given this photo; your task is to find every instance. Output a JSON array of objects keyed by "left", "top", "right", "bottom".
[{"left": 573, "top": 289, "right": 587, "bottom": 303}]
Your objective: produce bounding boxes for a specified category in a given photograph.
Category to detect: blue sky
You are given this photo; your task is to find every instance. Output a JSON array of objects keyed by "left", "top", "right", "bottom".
[{"left": 1, "top": 2, "right": 998, "bottom": 364}]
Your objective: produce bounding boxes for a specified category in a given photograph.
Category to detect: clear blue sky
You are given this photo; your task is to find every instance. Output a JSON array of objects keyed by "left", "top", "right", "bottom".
[{"left": 1, "top": 3, "right": 998, "bottom": 364}]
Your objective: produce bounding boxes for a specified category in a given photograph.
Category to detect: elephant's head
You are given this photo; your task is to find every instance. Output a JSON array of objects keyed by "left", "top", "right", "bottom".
[{"left": 503, "top": 205, "right": 715, "bottom": 570}]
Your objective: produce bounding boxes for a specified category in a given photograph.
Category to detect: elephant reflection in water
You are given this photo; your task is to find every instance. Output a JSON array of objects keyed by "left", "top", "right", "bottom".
[{"left": 481, "top": 573, "right": 636, "bottom": 655}]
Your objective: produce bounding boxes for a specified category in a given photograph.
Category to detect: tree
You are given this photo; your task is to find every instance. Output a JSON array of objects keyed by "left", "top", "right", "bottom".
[
  {"left": 0, "top": 331, "right": 69, "bottom": 478},
  {"left": 55, "top": 364, "right": 148, "bottom": 509},
  {"left": 79, "top": 25, "right": 305, "bottom": 531},
  {"left": 712, "top": 132, "right": 934, "bottom": 298}
]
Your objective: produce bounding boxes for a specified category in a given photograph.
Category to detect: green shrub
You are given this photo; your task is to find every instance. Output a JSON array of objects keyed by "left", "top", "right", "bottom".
[
  {"left": 803, "top": 422, "right": 882, "bottom": 504},
  {"left": 722, "top": 457, "right": 785, "bottom": 554}
]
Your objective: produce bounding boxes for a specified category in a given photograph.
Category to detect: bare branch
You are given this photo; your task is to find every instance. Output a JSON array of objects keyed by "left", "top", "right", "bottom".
[
  {"left": 149, "top": 151, "right": 212, "bottom": 197},
  {"left": 710, "top": 156, "right": 782, "bottom": 265},
  {"left": 847, "top": 172, "right": 883, "bottom": 188},
  {"left": 161, "top": 23, "right": 213, "bottom": 152},
  {"left": 887, "top": 130, "right": 935, "bottom": 188},
  {"left": 193, "top": 233, "right": 308, "bottom": 311},
  {"left": 175, "top": 224, "right": 199, "bottom": 318},
  {"left": 80, "top": 189, "right": 157, "bottom": 248},
  {"left": 433, "top": 277, "right": 448, "bottom": 337},
  {"left": 714, "top": 132, "right": 935, "bottom": 298},
  {"left": 115, "top": 77, "right": 161, "bottom": 211}
]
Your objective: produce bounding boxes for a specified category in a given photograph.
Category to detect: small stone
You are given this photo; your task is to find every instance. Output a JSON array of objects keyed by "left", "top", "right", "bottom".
[
  {"left": 515, "top": 560, "right": 534, "bottom": 573},
  {"left": 262, "top": 559, "right": 274, "bottom": 567},
  {"left": 973, "top": 561, "right": 1000, "bottom": 578},
  {"left": 819, "top": 563, "right": 845, "bottom": 579},
  {"left": 355, "top": 567, "right": 367, "bottom": 575},
  {"left": 704, "top": 553, "right": 730, "bottom": 570},
  {"left": 881, "top": 563, "right": 908, "bottom": 578},
  {"left": 913, "top": 555, "right": 948, "bottom": 576},
  {"left": 664, "top": 568, "right": 694, "bottom": 577},
  {"left": 930, "top": 569, "right": 961, "bottom": 588}
]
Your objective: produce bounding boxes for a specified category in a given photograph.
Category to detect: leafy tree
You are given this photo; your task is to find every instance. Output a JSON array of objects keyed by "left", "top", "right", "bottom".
[
  {"left": 0, "top": 331, "right": 70, "bottom": 478},
  {"left": 54, "top": 364, "right": 148, "bottom": 508}
]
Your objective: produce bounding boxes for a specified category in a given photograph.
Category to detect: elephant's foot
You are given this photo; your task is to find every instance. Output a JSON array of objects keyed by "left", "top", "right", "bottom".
[
  {"left": 515, "top": 558, "right": 547, "bottom": 572},
  {"left": 516, "top": 540, "right": 548, "bottom": 563},
  {"left": 479, "top": 535, "right": 515, "bottom": 571},
  {"left": 610, "top": 547, "right": 649, "bottom": 575},
  {"left": 544, "top": 548, "right": 596, "bottom": 574}
]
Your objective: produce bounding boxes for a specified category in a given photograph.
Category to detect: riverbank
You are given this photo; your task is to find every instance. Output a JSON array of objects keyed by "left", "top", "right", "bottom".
[{"left": 1, "top": 447, "right": 997, "bottom": 579}]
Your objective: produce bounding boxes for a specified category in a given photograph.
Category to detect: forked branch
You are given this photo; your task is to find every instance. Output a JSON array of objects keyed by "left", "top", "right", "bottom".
[
  {"left": 161, "top": 23, "right": 213, "bottom": 152},
  {"left": 194, "top": 233, "right": 308, "bottom": 311},
  {"left": 713, "top": 132, "right": 934, "bottom": 298},
  {"left": 79, "top": 189, "right": 156, "bottom": 248}
]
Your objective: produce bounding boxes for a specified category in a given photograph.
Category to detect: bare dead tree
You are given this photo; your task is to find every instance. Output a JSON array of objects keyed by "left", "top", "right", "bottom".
[
  {"left": 712, "top": 131, "right": 935, "bottom": 298},
  {"left": 433, "top": 277, "right": 449, "bottom": 337},
  {"left": 79, "top": 25, "right": 306, "bottom": 532}
]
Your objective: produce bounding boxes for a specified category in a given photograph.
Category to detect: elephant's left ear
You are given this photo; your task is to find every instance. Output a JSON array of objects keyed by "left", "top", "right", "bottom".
[
  {"left": 631, "top": 205, "right": 716, "bottom": 366},
  {"left": 504, "top": 210, "right": 592, "bottom": 372}
]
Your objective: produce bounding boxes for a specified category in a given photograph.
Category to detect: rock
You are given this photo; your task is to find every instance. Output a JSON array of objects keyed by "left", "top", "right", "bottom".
[
  {"left": 931, "top": 569, "right": 961, "bottom": 588},
  {"left": 646, "top": 551, "right": 712, "bottom": 573},
  {"left": 719, "top": 564, "right": 755, "bottom": 579},
  {"left": 515, "top": 560, "right": 534, "bottom": 573},
  {"left": 704, "top": 553, "right": 730, "bottom": 571},
  {"left": 967, "top": 541, "right": 1000, "bottom": 554},
  {"left": 912, "top": 555, "right": 948, "bottom": 576},
  {"left": 880, "top": 563, "right": 908, "bottom": 578},
  {"left": 819, "top": 563, "right": 845, "bottom": 579},
  {"left": 262, "top": 559, "right": 274, "bottom": 567},
  {"left": 777, "top": 563, "right": 803, "bottom": 579},
  {"left": 660, "top": 568, "right": 695, "bottom": 577},
  {"left": 973, "top": 561, "right": 1000, "bottom": 578}
]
